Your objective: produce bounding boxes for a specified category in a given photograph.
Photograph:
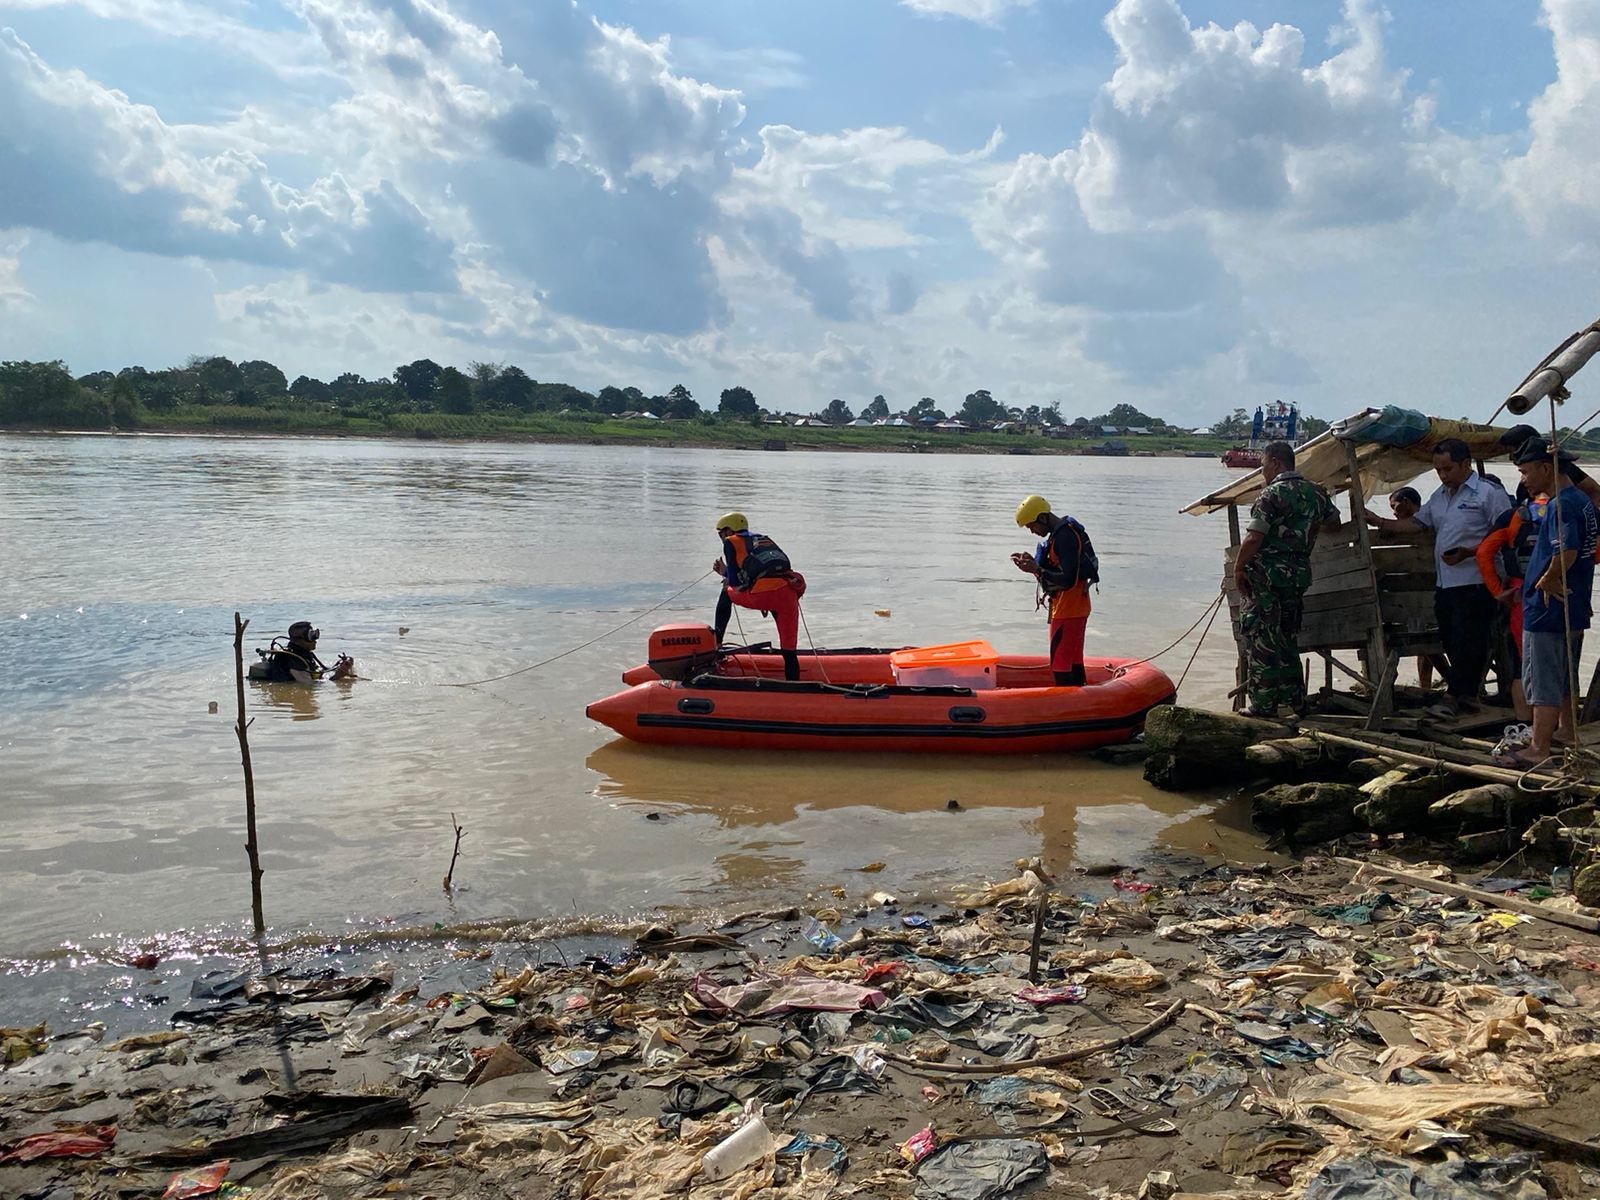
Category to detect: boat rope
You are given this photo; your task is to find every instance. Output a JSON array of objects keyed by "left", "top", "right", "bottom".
[
  {"left": 798, "top": 601, "right": 834, "bottom": 685},
  {"left": 1110, "top": 591, "right": 1226, "bottom": 682},
  {"left": 721, "top": 590, "right": 834, "bottom": 685},
  {"left": 437, "top": 571, "right": 714, "bottom": 688},
  {"left": 1174, "top": 589, "right": 1227, "bottom": 694}
]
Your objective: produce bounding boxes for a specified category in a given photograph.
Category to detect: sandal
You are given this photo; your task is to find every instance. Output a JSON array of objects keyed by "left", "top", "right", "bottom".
[{"left": 1085, "top": 1086, "right": 1178, "bottom": 1134}]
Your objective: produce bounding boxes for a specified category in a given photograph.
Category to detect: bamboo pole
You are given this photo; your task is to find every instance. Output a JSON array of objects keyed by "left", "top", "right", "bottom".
[
  {"left": 1506, "top": 321, "right": 1600, "bottom": 414},
  {"left": 1336, "top": 857, "right": 1600, "bottom": 935},
  {"left": 232, "top": 613, "right": 265, "bottom": 937},
  {"left": 1308, "top": 729, "right": 1591, "bottom": 793}
]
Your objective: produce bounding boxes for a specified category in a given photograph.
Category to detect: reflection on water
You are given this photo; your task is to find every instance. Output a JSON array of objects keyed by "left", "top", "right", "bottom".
[{"left": 0, "top": 433, "right": 1256, "bottom": 966}]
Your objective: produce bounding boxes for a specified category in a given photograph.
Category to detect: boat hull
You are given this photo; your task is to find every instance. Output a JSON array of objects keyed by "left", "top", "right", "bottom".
[{"left": 591, "top": 654, "right": 1176, "bottom": 755}]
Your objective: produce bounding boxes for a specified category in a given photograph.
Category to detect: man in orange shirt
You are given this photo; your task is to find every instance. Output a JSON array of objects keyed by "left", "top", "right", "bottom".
[
  {"left": 712, "top": 512, "right": 804, "bottom": 680},
  {"left": 1012, "top": 495, "right": 1097, "bottom": 686}
]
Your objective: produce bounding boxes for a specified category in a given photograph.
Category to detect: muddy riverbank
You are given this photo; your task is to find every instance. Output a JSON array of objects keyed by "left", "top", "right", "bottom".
[{"left": 6, "top": 848, "right": 1600, "bottom": 1199}]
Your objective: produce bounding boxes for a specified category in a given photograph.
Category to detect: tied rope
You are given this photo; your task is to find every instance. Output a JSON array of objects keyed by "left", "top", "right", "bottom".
[
  {"left": 724, "top": 587, "right": 832, "bottom": 685},
  {"left": 438, "top": 571, "right": 714, "bottom": 688},
  {"left": 1109, "top": 590, "right": 1227, "bottom": 691}
]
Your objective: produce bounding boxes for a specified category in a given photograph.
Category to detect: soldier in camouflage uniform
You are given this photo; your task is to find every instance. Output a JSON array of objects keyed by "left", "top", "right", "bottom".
[{"left": 1232, "top": 441, "right": 1340, "bottom": 716}]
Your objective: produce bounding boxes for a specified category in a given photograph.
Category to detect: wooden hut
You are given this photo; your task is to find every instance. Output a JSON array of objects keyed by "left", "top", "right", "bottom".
[{"left": 1183, "top": 408, "right": 1513, "bottom": 728}]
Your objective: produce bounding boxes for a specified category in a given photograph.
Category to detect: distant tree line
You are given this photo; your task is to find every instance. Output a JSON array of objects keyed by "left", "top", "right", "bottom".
[{"left": 0, "top": 356, "right": 1344, "bottom": 438}]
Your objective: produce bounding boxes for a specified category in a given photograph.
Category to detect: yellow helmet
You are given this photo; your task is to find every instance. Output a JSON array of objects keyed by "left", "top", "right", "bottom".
[
  {"left": 1015, "top": 495, "right": 1051, "bottom": 527},
  {"left": 716, "top": 511, "right": 748, "bottom": 533}
]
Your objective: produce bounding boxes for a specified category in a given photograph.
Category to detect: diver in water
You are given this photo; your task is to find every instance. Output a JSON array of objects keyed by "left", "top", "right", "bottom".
[{"left": 253, "top": 621, "right": 354, "bottom": 684}]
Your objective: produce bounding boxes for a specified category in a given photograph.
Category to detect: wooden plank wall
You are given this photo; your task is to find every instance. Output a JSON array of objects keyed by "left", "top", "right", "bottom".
[{"left": 1224, "top": 529, "right": 1441, "bottom": 655}]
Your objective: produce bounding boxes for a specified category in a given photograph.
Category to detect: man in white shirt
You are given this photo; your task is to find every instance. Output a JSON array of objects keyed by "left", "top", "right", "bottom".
[{"left": 1366, "top": 437, "right": 1512, "bottom": 715}]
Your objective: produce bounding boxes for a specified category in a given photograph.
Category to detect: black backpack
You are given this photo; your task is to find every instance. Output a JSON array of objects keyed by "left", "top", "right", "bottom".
[
  {"left": 1058, "top": 517, "right": 1099, "bottom": 588},
  {"left": 738, "top": 533, "right": 792, "bottom": 588}
]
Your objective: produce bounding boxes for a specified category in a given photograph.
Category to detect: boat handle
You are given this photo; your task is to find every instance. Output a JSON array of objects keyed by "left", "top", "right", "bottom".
[
  {"left": 678, "top": 698, "right": 715, "bottom": 715},
  {"left": 948, "top": 706, "right": 986, "bottom": 724}
]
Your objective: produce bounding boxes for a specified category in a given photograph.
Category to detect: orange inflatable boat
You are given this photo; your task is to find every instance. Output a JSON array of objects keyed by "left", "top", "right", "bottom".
[{"left": 588, "top": 625, "right": 1176, "bottom": 755}]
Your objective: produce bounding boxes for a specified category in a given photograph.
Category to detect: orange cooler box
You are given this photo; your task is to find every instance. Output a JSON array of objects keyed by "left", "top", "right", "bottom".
[{"left": 889, "top": 641, "right": 998, "bottom": 689}]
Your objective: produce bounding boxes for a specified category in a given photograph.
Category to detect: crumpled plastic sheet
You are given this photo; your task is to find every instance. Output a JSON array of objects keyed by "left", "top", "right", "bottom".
[
  {"left": 0, "top": 1123, "right": 117, "bottom": 1164},
  {"left": 877, "top": 993, "right": 990, "bottom": 1032},
  {"left": 1280, "top": 1072, "right": 1544, "bottom": 1148},
  {"left": 243, "top": 1149, "right": 400, "bottom": 1200},
  {"left": 691, "top": 973, "right": 886, "bottom": 1017},
  {"left": 914, "top": 1139, "right": 1048, "bottom": 1200},
  {"left": 1218, "top": 1122, "right": 1327, "bottom": 1177},
  {"left": 776, "top": 1132, "right": 848, "bottom": 1173},
  {"left": 550, "top": 1114, "right": 777, "bottom": 1200},
  {"left": 1302, "top": 1151, "right": 1546, "bottom": 1200}
]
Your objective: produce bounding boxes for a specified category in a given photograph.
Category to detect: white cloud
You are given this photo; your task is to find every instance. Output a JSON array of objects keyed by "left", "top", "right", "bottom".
[
  {"left": 0, "top": 28, "right": 458, "bottom": 291},
  {"left": 667, "top": 37, "right": 808, "bottom": 95},
  {"left": 1074, "top": 0, "right": 1442, "bottom": 231},
  {"left": 1505, "top": 0, "right": 1600, "bottom": 252},
  {"left": 899, "top": 0, "right": 1035, "bottom": 26}
]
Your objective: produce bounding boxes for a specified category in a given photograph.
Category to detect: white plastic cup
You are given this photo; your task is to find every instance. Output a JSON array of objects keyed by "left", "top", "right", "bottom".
[{"left": 701, "top": 1118, "right": 773, "bottom": 1181}]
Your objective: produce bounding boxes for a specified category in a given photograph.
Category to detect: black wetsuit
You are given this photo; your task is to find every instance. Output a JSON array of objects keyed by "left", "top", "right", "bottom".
[{"left": 259, "top": 643, "right": 325, "bottom": 682}]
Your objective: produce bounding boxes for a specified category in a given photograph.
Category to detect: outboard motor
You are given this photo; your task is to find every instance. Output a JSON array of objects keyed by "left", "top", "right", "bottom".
[{"left": 647, "top": 623, "right": 721, "bottom": 681}]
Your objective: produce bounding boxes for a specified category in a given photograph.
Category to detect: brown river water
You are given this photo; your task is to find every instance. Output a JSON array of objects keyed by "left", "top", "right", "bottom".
[{"left": 0, "top": 434, "right": 1255, "bottom": 977}]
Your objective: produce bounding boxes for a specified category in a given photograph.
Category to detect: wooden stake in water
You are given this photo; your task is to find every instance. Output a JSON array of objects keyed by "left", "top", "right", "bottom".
[
  {"left": 444, "top": 813, "right": 466, "bottom": 894},
  {"left": 232, "top": 612, "right": 265, "bottom": 937}
]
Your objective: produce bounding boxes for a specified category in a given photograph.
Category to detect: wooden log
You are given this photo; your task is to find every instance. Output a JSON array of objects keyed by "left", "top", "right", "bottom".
[
  {"left": 1143, "top": 704, "right": 1293, "bottom": 775},
  {"left": 1243, "top": 737, "right": 1325, "bottom": 771},
  {"left": 1345, "top": 757, "right": 1392, "bottom": 781},
  {"left": 1455, "top": 829, "right": 1513, "bottom": 861},
  {"left": 1355, "top": 770, "right": 1452, "bottom": 833},
  {"left": 1429, "top": 784, "right": 1518, "bottom": 821},
  {"left": 1576, "top": 864, "right": 1600, "bottom": 909},
  {"left": 1427, "top": 783, "right": 1566, "bottom": 834},
  {"left": 1253, "top": 783, "right": 1366, "bottom": 845},
  {"left": 1336, "top": 857, "right": 1600, "bottom": 935}
]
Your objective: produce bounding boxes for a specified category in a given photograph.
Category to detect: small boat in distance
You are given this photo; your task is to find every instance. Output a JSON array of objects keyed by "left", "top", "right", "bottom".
[
  {"left": 1222, "top": 400, "right": 1297, "bottom": 468},
  {"left": 1082, "top": 440, "right": 1129, "bottom": 457},
  {"left": 588, "top": 626, "right": 1176, "bottom": 755}
]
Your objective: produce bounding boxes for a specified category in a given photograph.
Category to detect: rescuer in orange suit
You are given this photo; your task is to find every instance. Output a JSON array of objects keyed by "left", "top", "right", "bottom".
[
  {"left": 1011, "top": 495, "right": 1097, "bottom": 686},
  {"left": 712, "top": 512, "right": 805, "bottom": 681}
]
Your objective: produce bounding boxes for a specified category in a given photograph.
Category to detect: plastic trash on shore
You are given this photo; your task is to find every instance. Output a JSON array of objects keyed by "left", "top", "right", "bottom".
[{"left": 700, "top": 1114, "right": 773, "bottom": 1181}]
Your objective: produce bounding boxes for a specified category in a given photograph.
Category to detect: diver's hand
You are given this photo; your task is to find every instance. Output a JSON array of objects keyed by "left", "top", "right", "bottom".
[
  {"left": 1011, "top": 552, "right": 1038, "bottom": 575},
  {"left": 712, "top": 557, "right": 725, "bottom": 575}
]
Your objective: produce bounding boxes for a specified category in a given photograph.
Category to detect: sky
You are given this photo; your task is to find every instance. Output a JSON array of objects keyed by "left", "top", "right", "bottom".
[{"left": 0, "top": 0, "right": 1597, "bottom": 425}]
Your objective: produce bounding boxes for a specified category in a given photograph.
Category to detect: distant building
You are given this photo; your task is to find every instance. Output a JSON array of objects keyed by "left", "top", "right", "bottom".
[
  {"left": 934, "top": 420, "right": 969, "bottom": 433},
  {"left": 1100, "top": 425, "right": 1120, "bottom": 437},
  {"left": 848, "top": 417, "right": 874, "bottom": 427}
]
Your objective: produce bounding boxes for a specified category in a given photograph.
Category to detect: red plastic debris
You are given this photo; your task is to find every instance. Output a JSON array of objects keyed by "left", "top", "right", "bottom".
[
  {"left": 162, "top": 1160, "right": 231, "bottom": 1199},
  {"left": 1016, "top": 984, "right": 1089, "bottom": 1007},
  {"left": 0, "top": 1124, "right": 117, "bottom": 1164},
  {"left": 900, "top": 1125, "right": 939, "bottom": 1165},
  {"left": 1111, "top": 876, "right": 1156, "bottom": 894}
]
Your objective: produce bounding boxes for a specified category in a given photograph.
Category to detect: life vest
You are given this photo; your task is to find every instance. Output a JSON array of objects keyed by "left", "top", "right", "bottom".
[
  {"left": 1499, "top": 496, "right": 1546, "bottom": 582},
  {"left": 728, "top": 531, "right": 792, "bottom": 590},
  {"left": 1038, "top": 516, "right": 1099, "bottom": 590}
]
